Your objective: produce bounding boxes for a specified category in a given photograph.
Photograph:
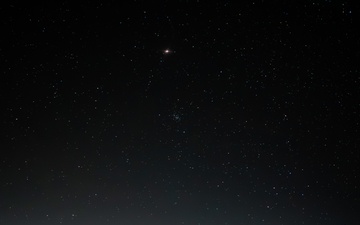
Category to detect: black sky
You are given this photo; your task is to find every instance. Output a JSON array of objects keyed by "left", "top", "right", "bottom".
[{"left": 1, "top": 1, "right": 359, "bottom": 225}]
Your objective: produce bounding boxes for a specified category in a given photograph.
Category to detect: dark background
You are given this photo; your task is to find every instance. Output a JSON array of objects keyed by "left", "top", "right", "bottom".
[{"left": 1, "top": 1, "right": 359, "bottom": 224}]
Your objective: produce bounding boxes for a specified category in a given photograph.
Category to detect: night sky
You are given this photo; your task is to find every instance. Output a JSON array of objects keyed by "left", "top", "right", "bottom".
[{"left": 1, "top": 1, "right": 359, "bottom": 225}]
